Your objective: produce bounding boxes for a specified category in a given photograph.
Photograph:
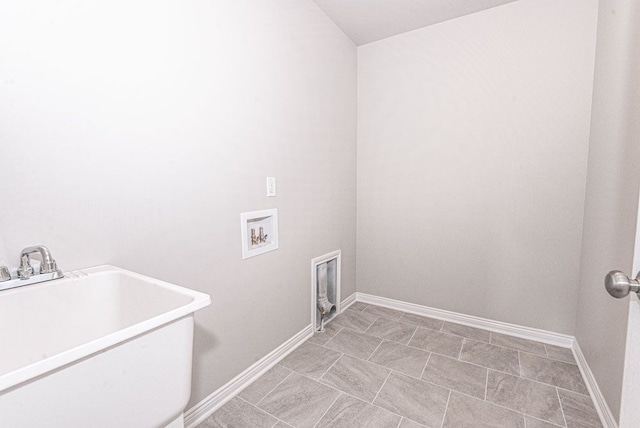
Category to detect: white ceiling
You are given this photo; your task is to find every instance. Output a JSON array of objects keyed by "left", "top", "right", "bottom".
[{"left": 311, "top": 0, "right": 518, "bottom": 45}]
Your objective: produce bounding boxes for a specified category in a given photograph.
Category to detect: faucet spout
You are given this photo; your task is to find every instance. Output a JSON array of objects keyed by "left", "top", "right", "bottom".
[{"left": 19, "top": 245, "right": 59, "bottom": 278}]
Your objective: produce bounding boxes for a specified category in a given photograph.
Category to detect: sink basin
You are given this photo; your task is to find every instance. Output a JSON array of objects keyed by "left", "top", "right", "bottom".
[{"left": 0, "top": 265, "right": 211, "bottom": 428}]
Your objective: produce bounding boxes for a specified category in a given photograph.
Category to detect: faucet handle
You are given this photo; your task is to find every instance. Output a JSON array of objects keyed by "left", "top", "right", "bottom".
[
  {"left": 17, "top": 254, "right": 34, "bottom": 279},
  {"left": 0, "top": 266, "right": 10, "bottom": 282},
  {"left": 40, "top": 258, "right": 58, "bottom": 274}
]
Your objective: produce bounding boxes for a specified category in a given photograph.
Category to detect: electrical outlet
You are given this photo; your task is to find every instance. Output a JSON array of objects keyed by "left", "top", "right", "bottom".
[{"left": 266, "top": 177, "right": 276, "bottom": 197}]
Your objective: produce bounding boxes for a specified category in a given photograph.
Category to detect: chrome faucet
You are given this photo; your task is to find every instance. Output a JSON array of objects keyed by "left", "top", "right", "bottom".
[
  {"left": 0, "top": 245, "right": 64, "bottom": 291},
  {"left": 18, "top": 245, "right": 59, "bottom": 279}
]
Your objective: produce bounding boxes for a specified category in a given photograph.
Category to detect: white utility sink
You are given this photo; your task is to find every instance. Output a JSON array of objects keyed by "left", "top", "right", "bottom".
[{"left": 0, "top": 265, "right": 211, "bottom": 428}]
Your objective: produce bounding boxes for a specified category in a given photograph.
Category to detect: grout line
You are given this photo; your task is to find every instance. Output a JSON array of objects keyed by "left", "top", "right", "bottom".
[
  {"left": 317, "top": 353, "right": 344, "bottom": 380},
  {"left": 406, "top": 324, "right": 420, "bottom": 345},
  {"left": 519, "top": 348, "right": 567, "bottom": 361},
  {"left": 484, "top": 365, "right": 589, "bottom": 398},
  {"left": 556, "top": 387, "right": 569, "bottom": 428},
  {"left": 236, "top": 395, "right": 282, "bottom": 424},
  {"left": 395, "top": 417, "right": 403, "bottom": 428},
  {"left": 312, "top": 393, "right": 342, "bottom": 428},
  {"left": 417, "top": 378, "right": 484, "bottom": 403},
  {"left": 544, "top": 343, "right": 549, "bottom": 358},
  {"left": 323, "top": 332, "right": 340, "bottom": 349},
  {"left": 518, "top": 351, "right": 522, "bottom": 377},
  {"left": 271, "top": 415, "right": 293, "bottom": 428},
  {"left": 318, "top": 347, "right": 422, "bottom": 381},
  {"left": 484, "top": 369, "right": 489, "bottom": 401},
  {"left": 464, "top": 337, "right": 548, "bottom": 356},
  {"left": 440, "top": 390, "right": 452, "bottom": 428},
  {"left": 365, "top": 316, "right": 380, "bottom": 331},
  {"left": 352, "top": 303, "right": 367, "bottom": 312},
  {"left": 555, "top": 384, "right": 591, "bottom": 398},
  {"left": 544, "top": 355, "right": 578, "bottom": 365},
  {"left": 452, "top": 390, "right": 546, "bottom": 423},
  {"left": 363, "top": 319, "right": 375, "bottom": 335},
  {"left": 457, "top": 338, "right": 466, "bottom": 360},
  {"left": 419, "top": 352, "right": 432, "bottom": 380},
  {"left": 307, "top": 372, "right": 409, "bottom": 421},
  {"left": 540, "top": 346, "right": 578, "bottom": 365},
  {"left": 456, "top": 357, "right": 516, "bottom": 375},
  {"left": 526, "top": 415, "right": 565, "bottom": 428},
  {"left": 367, "top": 339, "right": 385, "bottom": 361},
  {"left": 372, "top": 371, "right": 392, "bottom": 404},
  {"left": 254, "top": 371, "right": 294, "bottom": 406},
  {"left": 409, "top": 322, "right": 443, "bottom": 334}
]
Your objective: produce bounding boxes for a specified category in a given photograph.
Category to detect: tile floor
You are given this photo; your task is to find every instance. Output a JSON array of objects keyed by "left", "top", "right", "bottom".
[{"left": 197, "top": 302, "right": 602, "bottom": 428}]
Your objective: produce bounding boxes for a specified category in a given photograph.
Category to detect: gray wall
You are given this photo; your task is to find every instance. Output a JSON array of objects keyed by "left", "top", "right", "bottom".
[
  {"left": 575, "top": 0, "right": 640, "bottom": 421},
  {"left": 356, "top": 0, "right": 598, "bottom": 334},
  {"left": 0, "top": 0, "right": 357, "bottom": 407}
]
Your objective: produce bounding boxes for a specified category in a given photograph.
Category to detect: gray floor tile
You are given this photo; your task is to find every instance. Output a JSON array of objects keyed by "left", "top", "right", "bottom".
[
  {"left": 486, "top": 370, "right": 564, "bottom": 426},
  {"left": 558, "top": 388, "right": 602, "bottom": 428},
  {"left": 325, "top": 328, "right": 383, "bottom": 360},
  {"left": 525, "top": 417, "right": 564, "bottom": 427},
  {"left": 349, "top": 302, "right": 369, "bottom": 312},
  {"left": 374, "top": 372, "right": 449, "bottom": 427},
  {"left": 368, "top": 340, "right": 430, "bottom": 378},
  {"left": 257, "top": 372, "right": 339, "bottom": 428},
  {"left": 442, "top": 322, "right": 491, "bottom": 342},
  {"left": 545, "top": 344, "right": 576, "bottom": 364},
  {"left": 399, "top": 419, "right": 427, "bottom": 427},
  {"left": 308, "top": 321, "right": 343, "bottom": 345},
  {"left": 408, "top": 327, "right": 464, "bottom": 358},
  {"left": 566, "top": 419, "right": 600, "bottom": 428},
  {"left": 365, "top": 317, "right": 417, "bottom": 345},
  {"left": 399, "top": 313, "right": 444, "bottom": 331},
  {"left": 442, "top": 393, "right": 525, "bottom": 428},
  {"left": 459, "top": 339, "right": 520, "bottom": 375},
  {"left": 421, "top": 353, "right": 487, "bottom": 399},
  {"left": 490, "top": 332, "right": 546, "bottom": 356},
  {"left": 200, "top": 397, "right": 277, "bottom": 428},
  {"left": 279, "top": 341, "right": 341, "bottom": 380},
  {"left": 363, "top": 305, "right": 405, "bottom": 321},
  {"left": 520, "top": 352, "right": 589, "bottom": 395},
  {"left": 321, "top": 354, "right": 391, "bottom": 402},
  {"left": 239, "top": 365, "right": 292, "bottom": 404},
  {"left": 204, "top": 313, "right": 595, "bottom": 428},
  {"left": 316, "top": 393, "right": 401, "bottom": 427},
  {"left": 333, "top": 309, "right": 378, "bottom": 332}
]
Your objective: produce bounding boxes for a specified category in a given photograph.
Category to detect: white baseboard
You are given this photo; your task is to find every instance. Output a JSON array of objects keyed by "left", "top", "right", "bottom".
[
  {"left": 341, "top": 292, "right": 357, "bottom": 310},
  {"left": 356, "top": 293, "right": 573, "bottom": 347},
  {"left": 183, "top": 324, "right": 313, "bottom": 428},
  {"left": 572, "top": 340, "right": 618, "bottom": 428}
]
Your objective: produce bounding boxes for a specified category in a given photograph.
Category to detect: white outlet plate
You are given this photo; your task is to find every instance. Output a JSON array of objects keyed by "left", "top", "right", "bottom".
[{"left": 266, "top": 177, "right": 276, "bottom": 197}]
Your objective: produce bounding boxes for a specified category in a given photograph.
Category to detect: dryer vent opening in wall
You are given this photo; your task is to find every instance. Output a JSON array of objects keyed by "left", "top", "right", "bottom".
[{"left": 311, "top": 251, "right": 341, "bottom": 332}]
